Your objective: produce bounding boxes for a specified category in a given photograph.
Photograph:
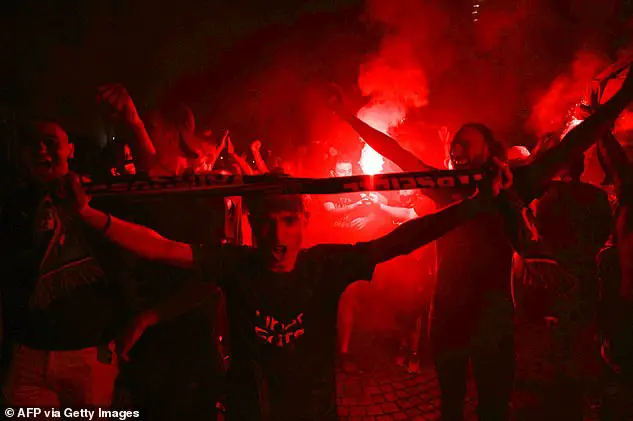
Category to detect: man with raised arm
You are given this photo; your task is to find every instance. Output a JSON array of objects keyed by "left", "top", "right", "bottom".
[
  {"left": 328, "top": 65, "right": 633, "bottom": 421},
  {"left": 52, "top": 154, "right": 511, "bottom": 420}
]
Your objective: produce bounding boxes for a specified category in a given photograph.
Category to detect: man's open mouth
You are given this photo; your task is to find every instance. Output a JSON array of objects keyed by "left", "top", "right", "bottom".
[
  {"left": 35, "top": 159, "right": 52, "bottom": 171},
  {"left": 452, "top": 157, "right": 470, "bottom": 167},
  {"left": 273, "top": 245, "right": 287, "bottom": 253}
]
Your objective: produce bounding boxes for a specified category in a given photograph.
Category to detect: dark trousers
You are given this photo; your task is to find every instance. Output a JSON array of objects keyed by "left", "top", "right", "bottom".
[{"left": 431, "top": 294, "right": 515, "bottom": 421}]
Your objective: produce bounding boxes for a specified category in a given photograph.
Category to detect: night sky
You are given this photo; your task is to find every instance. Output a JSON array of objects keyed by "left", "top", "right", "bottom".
[
  {"left": 0, "top": 0, "right": 632, "bottom": 155},
  {"left": 0, "top": 0, "right": 362, "bottom": 106}
]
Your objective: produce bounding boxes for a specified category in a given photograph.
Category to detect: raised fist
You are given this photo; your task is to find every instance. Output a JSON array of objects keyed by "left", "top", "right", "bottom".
[
  {"left": 97, "top": 83, "right": 141, "bottom": 125},
  {"left": 51, "top": 172, "right": 90, "bottom": 215}
]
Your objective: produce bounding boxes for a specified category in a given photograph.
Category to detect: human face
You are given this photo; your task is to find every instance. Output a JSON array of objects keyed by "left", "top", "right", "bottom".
[
  {"left": 334, "top": 161, "right": 353, "bottom": 177},
  {"left": 250, "top": 210, "right": 308, "bottom": 273},
  {"left": 21, "top": 122, "right": 72, "bottom": 184},
  {"left": 450, "top": 127, "right": 489, "bottom": 170}
]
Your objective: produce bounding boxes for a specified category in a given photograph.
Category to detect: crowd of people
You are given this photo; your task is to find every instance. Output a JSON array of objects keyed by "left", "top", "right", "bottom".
[{"left": 0, "top": 56, "right": 633, "bottom": 421}]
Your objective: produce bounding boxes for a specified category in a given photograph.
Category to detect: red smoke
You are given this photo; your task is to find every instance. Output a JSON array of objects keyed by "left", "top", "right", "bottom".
[{"left": 527, "top": 50, "right": 610, "bottom": 137}]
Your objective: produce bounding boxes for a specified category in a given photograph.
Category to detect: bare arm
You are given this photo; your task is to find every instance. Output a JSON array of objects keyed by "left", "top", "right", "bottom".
[
  {"left": 366, "top": 158, "right": 512, "bottom": 263},
  {"left": 205, "top": 131, "right": 228, "bottom": 171},
  {"left": 379, "top": 204, "right": 417, "bottom": 221},
  {"left": 366, "top": 192, "right": 491, "bottom": 263},
  {"left": 127, "top": 117, "right": 157, "bottom": 173},
  {"left": 97, "top": 84, "right": 156, "bottom": 173},
  {"left": 338, "top": 113, "right": 435, "bottom": 172},
  {"left": 229, "top": 153, "right": 256, "bottom": 175},
  {"left": 79, "top": 206, "right": 194, "bottom": 268},
  {"left": 520, "top": 69, "right": 633, "bottom": 197},
  {"left": 251, "top": 140, "right": 270, "bottom": 174}
]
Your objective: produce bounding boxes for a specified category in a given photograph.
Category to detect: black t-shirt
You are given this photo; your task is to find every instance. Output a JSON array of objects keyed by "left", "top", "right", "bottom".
[
  {"left": 423, "top": 187, "right": 516, "bottom": 332},
  {"left": 193, "top": 242, "right": 377, "bottom": 421},
  {"left": 0, "top": 188, "right": 130, "bottom": 351}
]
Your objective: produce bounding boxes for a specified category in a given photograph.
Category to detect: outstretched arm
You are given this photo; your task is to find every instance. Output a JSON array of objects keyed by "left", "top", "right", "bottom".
[
  {"left": 327, "top": 90, "right": 435, "bottom": 172},
  {"left": 379, "top": 204, "right": 417, "bottom": 222},
  {"left": 80, "top": 206, "right": 194, "bottom": 268},
  {"left": 366, "top": 192, "right": 489, "bottom": 263},
  {"left": 520, "top": 66, "right": 633, "bottom": 197},
  {"left": 365, "top": 158, "right": 512, "bottom": 263},
  {"left": 53, "top": 173, "right": 194, "bottom": 268},
  {"left": 338, "top": 113, "right": 435, "bottom": 172}
]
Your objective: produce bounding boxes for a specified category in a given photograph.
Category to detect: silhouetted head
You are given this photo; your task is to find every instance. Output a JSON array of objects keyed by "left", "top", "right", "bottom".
[
  {"left": 450, "top": 123, "right": 506, "bottom": 170},
  {"left": 18, "top": 121, "right": 73, "bottom": 184},
  {"left": 243, "top": 194, "right": 309, "bottom": 273}
]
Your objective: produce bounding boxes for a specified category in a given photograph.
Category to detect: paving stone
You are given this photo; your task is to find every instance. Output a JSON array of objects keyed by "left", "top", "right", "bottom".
[
  {"left": 350, "top": 406, "right": 366, "bottom": 417},
  {"left": 334, "top": 325, "right": 598, "bottom": 421},
  {"left": 384, "top": 393, "right": 398, "bottom": 402},
  {"left": 366, "top": 404, "right": 384, "bottom": 416},
  {"left": 371, "top": 394, "right": 386, "bottom": 404},
  {"left": 338, "top": 406, "right": 350, "bottom": 416},
  {"left": 380, "top": 384, "right": 394, "bottom": 393},
  {"left": 395, "top": 390, "right": 409, "bottom": 399},
  {"left": 365, "top": 386, "right": 382, "bottom": 395},
  {"left": 380, "top": 402, "right": 399, "bottom": 413},
  {"left": 405, "top": 408, "right": 423, "bottom": 417}
]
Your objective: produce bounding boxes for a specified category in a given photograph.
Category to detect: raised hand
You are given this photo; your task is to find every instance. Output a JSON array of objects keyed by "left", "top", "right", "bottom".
[
  {"left": 97, "top": 83, "right": 141, "bottom": 125},
  {"left": 351, "top": 216, "right": 370, "bottom": 231},
  {"left": 227, "top": 135, "right": 235, "bottom": 155},
  {"left": 251, "top": 140, "right": 262, "bottom": 153},
  {"left": 484, "top": 157, "right": 513, "bottom": 197},
  {"left": 219, "top": 130, "right": 230, "bottom": 151},
  {"left": 50, "top": 173, "right": 90, "bottom": 215}
]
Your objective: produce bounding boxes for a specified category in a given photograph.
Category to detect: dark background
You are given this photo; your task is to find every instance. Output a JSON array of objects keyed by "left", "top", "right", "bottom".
[{"left": 0, "top": 0, "right": 632, "bottom": 158}]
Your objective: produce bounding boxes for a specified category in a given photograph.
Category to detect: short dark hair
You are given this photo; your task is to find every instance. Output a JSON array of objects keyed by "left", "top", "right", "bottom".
[{"left": 243, "top": 194, "right": 307, "bottom": 218}]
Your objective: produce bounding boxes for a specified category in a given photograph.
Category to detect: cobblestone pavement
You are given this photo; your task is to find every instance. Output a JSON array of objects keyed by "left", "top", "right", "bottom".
[
  {"left": 336, "top": 359, "right": 476, "bottom": 421},
  {"left": 335, "top": 325, "right": 602, "bottom": 421}
]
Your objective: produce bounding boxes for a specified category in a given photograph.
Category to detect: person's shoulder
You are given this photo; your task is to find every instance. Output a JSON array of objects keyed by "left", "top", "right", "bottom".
[
  {"left": 196, "top": 242, "right": 254, "bottom": 261},
  {"left": 303, "top": 243, "right": 361, "bottom": 260}
]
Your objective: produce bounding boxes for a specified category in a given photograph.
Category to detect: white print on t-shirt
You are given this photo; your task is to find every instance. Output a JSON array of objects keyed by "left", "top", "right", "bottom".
[{"left": 254, "top": 310, "right": 305, "bottom": 347}]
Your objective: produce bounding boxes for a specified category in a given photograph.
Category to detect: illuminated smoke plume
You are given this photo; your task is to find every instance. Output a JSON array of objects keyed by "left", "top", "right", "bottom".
[
  {"left": 359, "top": 141, "right": 384, "bottom": 175},
  {"left": 527, "top": 50, "right": 610, "bottom": 137},
  {"left": 356, "top": 104, "right": 405, "bottom": 174},
  {"left": 354, "top": 0, "right": 437, "bottom": 173}
]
